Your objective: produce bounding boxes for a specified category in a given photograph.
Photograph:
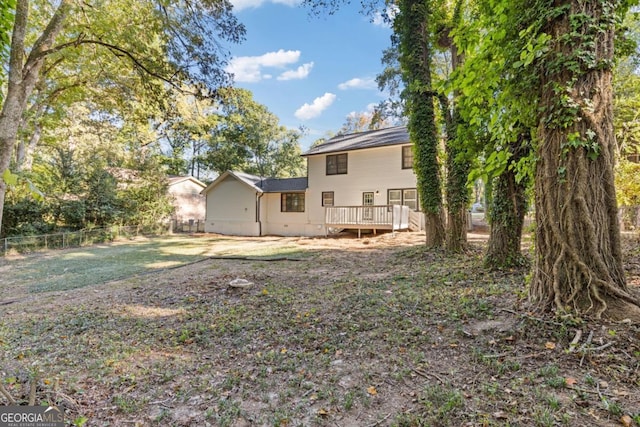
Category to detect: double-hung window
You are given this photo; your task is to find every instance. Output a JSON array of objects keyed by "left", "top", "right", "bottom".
[
  {"left": 402, "top": 146, "right": 413, "bottom": 169},
  {"left": 326, "top": 153, "right": 348, "bottom": 175}
]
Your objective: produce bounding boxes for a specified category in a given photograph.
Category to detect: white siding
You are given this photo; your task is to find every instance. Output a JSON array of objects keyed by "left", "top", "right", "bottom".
[
  {"left": 261, "top": 193, "right": 325, "bottom": 236},
  {"left": 306, "top": 144, "right": 417, "bottom": 224},
  {"left": 204, "top": 176, "right": 260, "bottom": 236}
]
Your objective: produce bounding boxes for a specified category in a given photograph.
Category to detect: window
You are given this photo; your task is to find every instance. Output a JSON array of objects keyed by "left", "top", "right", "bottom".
[
  {"left": 322, "top": 191, "right": 334, "bottom": 206},
  {"left": 402, "top": 145, "right": 413, "bottom": 169},
  {"left": 281, "top": 193, "right": 305, "bottom": 212},
  {"left": 326, "top": 153, "right": 348, "bottom": 175},
  {"left": 388, "top": 188, "right": 419, "bottom": 211}
]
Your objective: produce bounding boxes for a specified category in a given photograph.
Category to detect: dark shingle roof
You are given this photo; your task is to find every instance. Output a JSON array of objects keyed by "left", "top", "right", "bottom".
[
  {"left": 232, "top": 172, "right": 307, "bottom": 193},
  {"left": 302, "top": 126, "right": 409, "bottom": 157},
  {"left": 260, "top": 177, "right": 308, "bottom": 192}
]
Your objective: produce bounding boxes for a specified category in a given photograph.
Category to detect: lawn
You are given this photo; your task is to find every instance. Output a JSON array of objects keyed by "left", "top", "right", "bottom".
[
  {"left": 0, "top": 231, "right": 639, "bottom": 426},
  {"left": 0, "top": 235, "right": 306, "bottom": 294}
]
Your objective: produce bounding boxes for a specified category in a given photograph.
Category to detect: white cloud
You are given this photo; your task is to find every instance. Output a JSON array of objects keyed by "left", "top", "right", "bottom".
[
  {"left": 372, "top": 6, "right": 398, "bottom": 27},
  {"left": 278, "top": 62, "right": 314, "bottom": 81},
  {"left": 295, "top": 93, "right": 337, "bottom": 120},
  {"left": 231, "top": 0, "right": 300, "bottom": 12},
  {"left": 338, "top": 77, "right": 378, "bottom": 90},
  {"left": 226, "top": 50, "right": 301, "bottom": 83}
]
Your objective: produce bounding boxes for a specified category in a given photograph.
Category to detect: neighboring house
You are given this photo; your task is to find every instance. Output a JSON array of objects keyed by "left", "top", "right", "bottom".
[
  {"left": 168, "top": 176, "right": 206, "bottom": 222},
  {"left": 201, "top": 126, "right": 422, "bottom": 236}
]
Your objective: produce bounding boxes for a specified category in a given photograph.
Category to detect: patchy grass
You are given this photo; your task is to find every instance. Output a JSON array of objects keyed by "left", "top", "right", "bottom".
[
  {"left": 0, "top": 235, "right": 306, "bottom": 294},
  {"left": 0, "top": 232, "right": 639, "bottom": 426}
]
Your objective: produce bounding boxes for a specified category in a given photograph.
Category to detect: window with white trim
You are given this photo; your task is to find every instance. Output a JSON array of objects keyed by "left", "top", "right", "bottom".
[{"left": 388, "top": 188, "right": 419, "bottom": 211}]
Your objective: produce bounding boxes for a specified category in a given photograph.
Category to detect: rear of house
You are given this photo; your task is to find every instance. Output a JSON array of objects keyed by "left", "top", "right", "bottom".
[
  {"left": 202, "top": 126, "right": 422, "bottom": 237},
  {"left": 303, "top": 126, "right": 419, "bottom": 231}
]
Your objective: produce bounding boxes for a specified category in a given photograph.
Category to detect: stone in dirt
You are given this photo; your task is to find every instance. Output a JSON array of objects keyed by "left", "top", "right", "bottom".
[{"left": 229, "top": 278, "right": 254, "bottom": 288}]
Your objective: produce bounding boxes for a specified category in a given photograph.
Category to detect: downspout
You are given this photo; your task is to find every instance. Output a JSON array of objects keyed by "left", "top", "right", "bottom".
[{"left": 256, "top": 192, "right": 264, "bottom": 236}]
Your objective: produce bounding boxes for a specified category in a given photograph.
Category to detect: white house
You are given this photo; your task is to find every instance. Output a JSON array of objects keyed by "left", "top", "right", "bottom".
[{"left": 201, "top": 126, "right": 422, "bottom": 236}]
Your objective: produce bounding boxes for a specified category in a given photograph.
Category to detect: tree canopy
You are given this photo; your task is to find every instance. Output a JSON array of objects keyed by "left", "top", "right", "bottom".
[{"left": 0, "top": 0, "right": 246, "bottom": 235}]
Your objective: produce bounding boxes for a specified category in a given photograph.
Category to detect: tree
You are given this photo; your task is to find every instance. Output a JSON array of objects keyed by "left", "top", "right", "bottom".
[
  {"left": 452, "top": 0, "right": 536, "bottom": 268},
  {"left": 484, "top": 135, "right": 530, "bottom": 268},
  {"left": 521, "top": 0, "right": 640, "bottom": 319},
  {"left": 395, "top": 0, "right": 446, "bottom": 247},
  {"left": 0, "top": 0, "right": 245, "bottom": 235},
  {"left": 433, "top": 0, "right": 471, "bottom": 253},
  {"left": 203, "top": 88, "right": 306, "bottom": 178},
  {"left": 0, "top": 0, "right": 15, "bottom": 96}
]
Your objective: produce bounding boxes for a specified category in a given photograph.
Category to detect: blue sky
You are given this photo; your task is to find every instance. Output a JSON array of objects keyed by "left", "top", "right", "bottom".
[{"left": 226, "top": 0, "right": 394, "bottom": 150}]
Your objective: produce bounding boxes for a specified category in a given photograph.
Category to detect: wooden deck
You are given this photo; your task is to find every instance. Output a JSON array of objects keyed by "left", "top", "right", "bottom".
[{"left": 325, "top": 205, "right": 414, "bottom": 237}]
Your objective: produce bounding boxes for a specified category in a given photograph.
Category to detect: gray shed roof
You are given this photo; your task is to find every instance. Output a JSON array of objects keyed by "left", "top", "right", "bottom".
[{"left": 302, "top": 126, "right": 409, "bottom": 156}]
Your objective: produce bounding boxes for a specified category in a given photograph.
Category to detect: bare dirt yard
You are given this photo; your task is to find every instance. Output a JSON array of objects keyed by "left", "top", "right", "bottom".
[{"left": 0, "top": 231, "right": 639, "bottom": 426}]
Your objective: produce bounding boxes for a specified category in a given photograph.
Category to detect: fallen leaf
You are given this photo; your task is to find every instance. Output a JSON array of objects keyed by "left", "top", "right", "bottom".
[
  {"left": 565, "top": 377, "right": 577, "bottom": 386},
  {"left": 620, "top": 415, "right": 632, "bottom": 427},
  {"left": 317, "top": 408, "right": 329, "bottom": 417},
  {"left": 367, "top": 386, "right": 378, "bottom": 396},
  {"left": 492, "top": 411, "right": 508, "bottom": 419},
  {"left": 545, "top": 342, "right": 556, "bottom": 350}
]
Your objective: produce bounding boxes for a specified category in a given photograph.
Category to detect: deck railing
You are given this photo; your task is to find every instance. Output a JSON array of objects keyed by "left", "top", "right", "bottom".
[{"left": 325, "top": 205, "right": 410, "bottom": 231}]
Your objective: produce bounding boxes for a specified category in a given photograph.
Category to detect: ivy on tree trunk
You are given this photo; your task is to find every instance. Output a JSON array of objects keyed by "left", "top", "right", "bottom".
[
  {"left": 528, "top": 0, "right": 640, "bottom": 319},
  {"left": 395, "top": 0, "right": 445, "bottom": 248},
  {"left": 485, "top": 136, "right": 530, "bottom": 269}
]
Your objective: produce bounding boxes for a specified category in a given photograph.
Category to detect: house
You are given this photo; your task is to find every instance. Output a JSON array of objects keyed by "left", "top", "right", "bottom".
[
  {"left": 201, "top": 126, "right": 422, "bottom": 237},
  {"left": 168, "top": 176, "right": 206, "bottom": 223}
]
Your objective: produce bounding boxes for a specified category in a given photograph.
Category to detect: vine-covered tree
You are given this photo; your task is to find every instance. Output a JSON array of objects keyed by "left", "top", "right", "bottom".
[
  {"left": 395, "top": 0, "right": 445, "bottom": 247},
  {"left": 453, "top": 0, "right": 535, "bottom": 268},
  {"left": 520, "top": 0, "right": 640, "bottom": 319}
]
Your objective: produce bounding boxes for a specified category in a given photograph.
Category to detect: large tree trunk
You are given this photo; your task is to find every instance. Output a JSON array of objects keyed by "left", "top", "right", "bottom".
[
  {"left": 529, "top": 0, "right": 640, "bottom": 319},
  {"left": 0, "top": 0, "right": 70, "bottom": 235},
  {"left": 443, "top": 107, "right": 468, "bottom": 253},
  {"left": 485, "top": 172, "right": 526, "bottom": 268},
  {"left": 443, "top": 0, "right": 469, "bottom": 254},
  {"left": 397, "top": 0, "right": 445, "bottom": 248},
  {"left": 485, "top": 139, "right": 529, "bottom": 269}
]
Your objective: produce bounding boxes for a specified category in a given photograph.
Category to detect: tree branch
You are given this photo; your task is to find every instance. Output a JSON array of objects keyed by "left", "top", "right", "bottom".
[{"left": 42, "top": 38, "right": 202, "bottom": 95}]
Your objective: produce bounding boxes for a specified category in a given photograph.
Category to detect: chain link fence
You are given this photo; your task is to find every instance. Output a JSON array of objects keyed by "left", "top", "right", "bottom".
[
  {"left": 0, "top": 225, "right": 166, "bottom": 256},
  {"left": 172, "top": 219, "right": 205, "bottom": 233}
]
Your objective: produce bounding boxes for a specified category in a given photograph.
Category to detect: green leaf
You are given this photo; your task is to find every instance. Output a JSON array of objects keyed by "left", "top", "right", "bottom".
[{"left": 2, "top": 168, "right": 18, "bottom": 186}]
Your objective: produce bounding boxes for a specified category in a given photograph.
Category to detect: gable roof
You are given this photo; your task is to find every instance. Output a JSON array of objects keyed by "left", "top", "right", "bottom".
[
  {"left": 201, "top": 171, "right": 308, "bottom": 195},
  {"left": 168, "top": 176, "right": 206, "bottom": 188},
  {"left": 302, "top": 126, "right": 409, "bottom": 157}
]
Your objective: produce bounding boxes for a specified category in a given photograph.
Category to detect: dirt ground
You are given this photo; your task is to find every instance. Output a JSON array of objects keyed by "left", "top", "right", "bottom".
[{"left": 1, "top": 230, "right": 639, "bottom": 426}]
